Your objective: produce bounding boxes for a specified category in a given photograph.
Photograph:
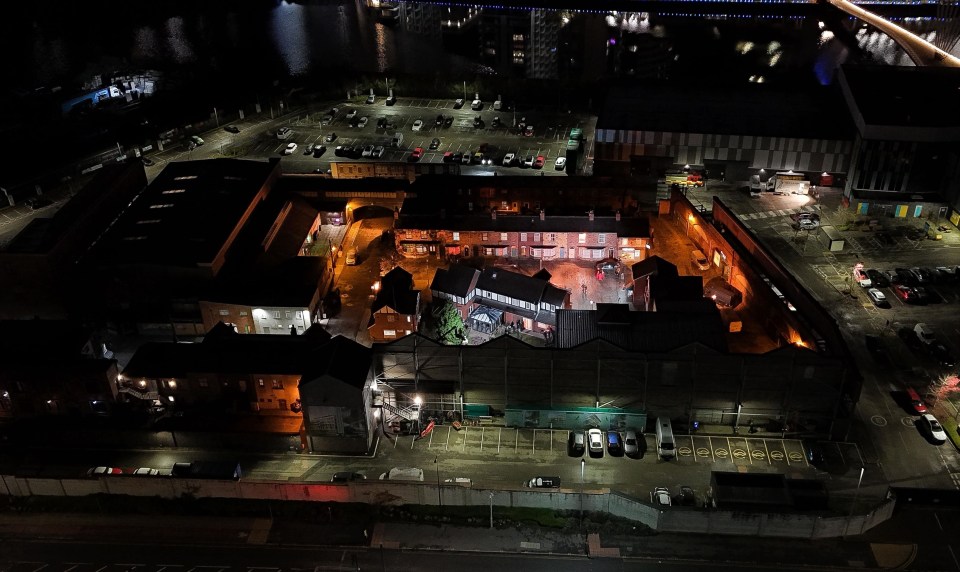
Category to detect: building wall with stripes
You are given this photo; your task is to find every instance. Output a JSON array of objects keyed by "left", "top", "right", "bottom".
[{"left": 595, "top": 129, "right": 852, "bottom": 173}]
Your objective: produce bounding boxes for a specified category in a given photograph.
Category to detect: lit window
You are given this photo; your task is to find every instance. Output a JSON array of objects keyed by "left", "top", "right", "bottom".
[
  {"left": 219, "top": 309, "right": 230, "bottom": 316},
  {"left": 598, "top": 234, "right": 606, "bottom": 244},
  {"left": 272, "top": 380, "right": 283, "bottom": 389},
  {"left": 521, "top": 233, "right": 527, "bottom": 241},
  {"left": 453, "top": 232, "right": 460, "bottom": 241},
  {"left": 578, "top": 233, "right": 586, "bottom": 244},
  {"left": 482, "top": 233, "right": 488, "bottom": 241},
  {"left": 384, "top": 330, "right": 397, "bottom": 337},
  {"left": 258, "top": 379, "right": 265, "bottom": 387},
  {"left": 500, "top": 233, "right": 508, "bottom": 241}
]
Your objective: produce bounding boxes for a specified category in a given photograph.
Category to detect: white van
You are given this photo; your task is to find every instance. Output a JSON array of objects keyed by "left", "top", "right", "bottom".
[
  {"left": 379, "top": 467, "right": 424, "bottom": 481},
  {"left": 655, "top": 417, "right": 675, "bottom": 460}
]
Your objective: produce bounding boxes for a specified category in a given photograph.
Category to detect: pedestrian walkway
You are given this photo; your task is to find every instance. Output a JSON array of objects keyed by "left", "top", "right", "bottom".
[{"left": 738, "top": 206, "right": 806, "bottom": 220}]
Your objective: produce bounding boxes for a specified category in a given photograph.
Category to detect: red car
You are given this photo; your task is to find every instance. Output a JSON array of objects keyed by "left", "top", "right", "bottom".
[
  {"left": 533, "top": 155, "right": 545, "bottom": 169},
  {"left": 442, "top": 151, "right": 454, "bottom": 162},
  {"left": 408, "top": 147, "right": 424, "bottom": 162},
  {"left": 892, "top": 284, "right": 915, "bottom": 302}
]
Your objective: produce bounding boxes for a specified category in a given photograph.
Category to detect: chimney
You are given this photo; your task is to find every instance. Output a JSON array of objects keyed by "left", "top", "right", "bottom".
[
  {"left": 539, "top": 209, "right": 545, "bottom": 221},
  {"left": 616, "top": 210, "right": 621, "bottom": 221},
  {"left": 589, "top": 210, "right": 595, "bottom": 221},
  {"left": 491, "top": 210, "right": 497, "bottom": 220}
]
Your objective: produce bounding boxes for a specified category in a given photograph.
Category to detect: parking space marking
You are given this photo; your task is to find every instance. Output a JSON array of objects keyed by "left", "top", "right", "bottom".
[
  {"left": 480, "top": 427, "right": 486, "bottom": 451},
  {"left": 443, "top": 426, "right": 451, "bottom": 451},
  {"left": 762, "top": 439, "right": 772, "bottom": 465}
]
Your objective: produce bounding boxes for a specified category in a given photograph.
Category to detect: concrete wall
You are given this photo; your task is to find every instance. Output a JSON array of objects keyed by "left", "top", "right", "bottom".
[{"left": 0, "top": 473, "right": 893, "bottom": 539}]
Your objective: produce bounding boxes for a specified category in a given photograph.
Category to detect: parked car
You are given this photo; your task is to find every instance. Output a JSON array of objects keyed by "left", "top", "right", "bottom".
[
  {"left": 790, "top": 211, "right": 820, "bottom": 222},
  {"left": 282, "top": 142, "right": 298, "bottom": 155},
  {"left": 524, "top": 125, "right": 535, "bottom": 137},
  {"left": 555, "top": 156, "right": 567, "bottom": 170},
  {"left": 442, "top": 151, "right": 454, "bottom": 162},
  {"left": 587, "top": 428, "right": 604, "bottom": 457},
  {"left": 358, "top": 116, "right": 369, "bottom": 128},
  {"left": 623, "top": 430, "right": 640, "bottom": 458},
  {"left": 452, "top": 152, "right": 464, "bottom": 163},
  {"left": 331, "top": 471, "right": 366, "bottom": 482},
  {"left": 471, "top": 99, "right": 483, "bottom": 110},
  {"left": 346, "top": 109, "right": 357, "bottom": 119},
  {"left": 453, "top": 98, "right": 464, "bottom": 109},
  {"left": 86, "top": 466, "right": 122, "bottom": 476},
  {"left": 366, "top": 94, "right": 376, "bottom": 104},
  {"left": 914, "top": 323, "right": 936, "bottom": 345},
  {"left": 408, "top": 147, "right": 424, "bottom": 161},
  {"left": 276, "top": 127, "right": 292, "bottom": 140},
  {"left": 920, "top": 413, "right": 947, "bottom": 444},
  {"left": 133, "top": 467, "right": 159, "bottom": 476},
  {"left": 372, "top": 146, "right": 385, "bottom": 158},
  {"left": 429, "top": 137, "right": 441, "bottom": 150},
  {"left": 362, "top": 145, "right": 374, "bottom": 158},
  {"left": 460, "top": 153, "right": 471, "bottom": 164},
  {"left": 533, "top": 155, "right": 545, "bottom": 169},
  {"left": 385, "top": 95, "right": 396, "bottom": 105},
  {"left": 525, "top": 476, "right": 560, "bottom": 488},
  {"left": 853, "top": 268, "right": 872, "bottom": 288},
  {"left": 412, "top": 119, "right": 424, "bottom": 131},
  {"left": 345, "top": 249, "right": 358, "bottom": 265},
  {"left": 313, "top": 145, "right": 327, "bottom": 157},
  {"left": 473, "top": 115, "right": 483, "bottom": 128},
  {"left": 796, "top": 219, "right": 819, "bottom": 231},
  {"left": 905, "top": 387, "right": 928, "bottom": 415},
  {"left": 651, "top": 487, "right": 672, "bottom": 506},
  {"left": 523, "top": 155, "right": 535, "bottom": 168},
  {"left": 895, "top": 268, "right": 918, "bottom": 286},
  {"left": 867, "top": 288, "right": 888, "bottom": 307},
  {"left": 443, "top": 116, "right": 454, "bottom": 127},
  {"left": 325, "top": 132, "right": 338, "bottom": 143},
  {"left": 189, "top": 135, "right": 204, "bottom": 146},
  {"left": 224, "top": 125, "right": 240, "bottom": 134},
  {"left": 502, "top": 153, "right": 516, "bottom": 166},
  {"left": 606, "top": 431, "right": 623, "bottom": 456},
  {"left": 568, "top": 430, "right": 585, "bottom": 457},
  {"left": 321, "top": 114, "right": 334, "bottom": 125},
  {"left": 892, "top": 284, "right": 916, "bottom": 303},
  {"left": 435, "top": 114, "right": 444, "bottom": 126},
  {"left": 677, "top": 486, "right": 697, "bottom": 506},
  {"left": 865, "top": 269, "right": 888, "bottom": 288}
]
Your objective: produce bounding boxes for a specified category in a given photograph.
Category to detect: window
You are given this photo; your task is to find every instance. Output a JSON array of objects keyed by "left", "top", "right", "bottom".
[
  {"left": 500, "top": 233, "right": 508, "bottom": 242},
  {"left": 482, "top": 233, "right": 489, "bottom": 241},
  {"left": 406, "top": 316, "right": 412, "bottom": 322},
  {"left": 420, "top": 231, "right": 428, "bottom": 239},
  {"left": 520, "top": 233, "right": 527, "bottom": 242},
  {"left": 598, "top": 234, "right": 606, "bottom": 244},
  {"left": 258, "top": 379, "right": 265, "bottom": 388},
  {"left": 272, "top": 379, "right": 283, "bottom": 389},
  {"left": 384, "top": 330, "right": 397, "bottom": 337},
  {"left": 239, "top": 311, "right": 248, "bottom": 316},
  {"left": 547, "top": 233, "right": 554, "bottom": 242},
  {"left": 219, "top": 309, "right": 230, "bottom": 316},
  {"left": 453, "top": 232, "right": 460, "bottom": 241},
  {"left": 273, "top": 311, "right": 280, "bottom": 319},
  {"left": 388, "top": 314, "right": 397, "bottom": 322},
  {"left": 284, "top": 311, "right": 291, "bottom": 320},
  {"left": 578, "top": 233, "right": 586, "bottom": 244}
]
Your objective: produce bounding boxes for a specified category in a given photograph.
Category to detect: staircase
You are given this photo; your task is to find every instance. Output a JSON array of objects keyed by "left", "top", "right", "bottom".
[{"left": 381, "top": 400, "right": 419, "bottom": 421}]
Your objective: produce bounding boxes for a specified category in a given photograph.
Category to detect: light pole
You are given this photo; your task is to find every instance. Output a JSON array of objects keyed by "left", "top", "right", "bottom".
[
  {"left": 580, "top": 458, "right": 585, "bottom": 530},
  {"left": 463, "top": 80, "right": 467, "bottom": 102},
  {"left": 489, "top": 492, "right": 494, "bottom": 529},
  {"left": 434, "top": 455, "right": 442, "bottom": 508},
  {"left": 845, "top": 466, "right": 865, "bottom": 537}
]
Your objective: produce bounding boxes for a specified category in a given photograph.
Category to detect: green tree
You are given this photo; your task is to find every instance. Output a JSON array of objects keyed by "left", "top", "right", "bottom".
[{"left": 428, "top": 300, "right": 467, "bottom": 345}]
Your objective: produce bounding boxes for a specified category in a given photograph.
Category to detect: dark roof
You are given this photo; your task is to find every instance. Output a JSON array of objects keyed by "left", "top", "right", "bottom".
[
  {"left": 541, "top": 284, "right": 569, "bottom": 308},
  {"left": 554, "top": 305, "right": 728, "bottom": 353},
  {"left": 597, "top": 83, "right": 854, "bottom": 140},
  {"left": 370, "top": 267, "right": 419, "bottom": 318},
  {"left": 650, "top": 274, "right": 704, "bottom": 306},
  {"left": 840, "top": 65, "right": 960, "bottom": 134},
  {"left": 631, "top": 256, "right": 678, "bottom": 280},
  {"left": 430, "top": 264, "right": 480, "bottom": 298},
  {"left": 300, "top": 336, "right": 372, "bottom": 389},
  {"left": 477, "top": 267, "right": 545, "bottom": 304},
  {"left": 122, "top": 325, "right": 338, "bottom": 378},
  {"left": 206, "top": 257, "right": 325, "bottom": 307},
  {"left": 0, "top": 320, "right": 93, "bottom": 361},
  {"left": 87, "top": 158, "right": 279, "bottom": 267}
]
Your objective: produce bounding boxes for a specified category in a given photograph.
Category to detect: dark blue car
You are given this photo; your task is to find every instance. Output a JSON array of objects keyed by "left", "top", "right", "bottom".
[{"left": 606, "top": 431, "right": 623, "bottom": 456}]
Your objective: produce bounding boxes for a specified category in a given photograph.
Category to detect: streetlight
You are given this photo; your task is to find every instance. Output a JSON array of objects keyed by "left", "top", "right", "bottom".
[
  {"left": 434, "top": 455, "right": 442, "bottom": 508},
  {"left": 580, "top": 458, "right": 585, "bottom": 531}
]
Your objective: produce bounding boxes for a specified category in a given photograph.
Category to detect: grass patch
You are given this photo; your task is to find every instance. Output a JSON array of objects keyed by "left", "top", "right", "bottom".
[{"left": 944, "top": 416, "right": 960, "bottom": 451}]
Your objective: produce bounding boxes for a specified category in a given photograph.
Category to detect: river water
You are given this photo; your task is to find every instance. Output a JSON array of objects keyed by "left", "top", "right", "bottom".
[{"left": 6, "top": 0, "right": 945, "bottom": 95}]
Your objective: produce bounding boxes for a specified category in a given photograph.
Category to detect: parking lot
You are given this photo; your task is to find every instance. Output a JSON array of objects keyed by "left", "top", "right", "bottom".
[{"left": 388, "top": 425, "right": 864, "bottom": 476}]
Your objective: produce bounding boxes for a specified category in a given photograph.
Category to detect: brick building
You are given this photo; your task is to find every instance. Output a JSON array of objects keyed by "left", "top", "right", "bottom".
[{"left": 368, "top": 267, "right": 420, "bottom": 342}]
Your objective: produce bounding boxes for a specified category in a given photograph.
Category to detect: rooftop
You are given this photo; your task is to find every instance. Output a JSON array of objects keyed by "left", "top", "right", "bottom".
[
  {"left": 86, "top": 159, "right": 280, "bottom": 268},
  {"left": 555, "top": 304, "right": 728, "bottom": 353}
]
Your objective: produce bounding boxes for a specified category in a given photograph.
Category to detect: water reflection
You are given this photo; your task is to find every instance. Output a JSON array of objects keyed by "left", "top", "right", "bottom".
[{"left": 270, "top": 2, "right": 310, "bottom": 76}]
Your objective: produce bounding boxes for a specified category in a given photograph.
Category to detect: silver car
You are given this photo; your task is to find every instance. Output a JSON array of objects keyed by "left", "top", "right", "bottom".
[{"left": 623, "top": 430, "right": 640, "bottom": 458}]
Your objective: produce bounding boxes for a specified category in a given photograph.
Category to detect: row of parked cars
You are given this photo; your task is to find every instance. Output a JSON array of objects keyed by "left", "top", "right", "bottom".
[
  {"left": 568, "top": 428, "right": 642, "bottom": 458},
  {"left": 855, "top": 265, "right": 959, "bottom": 306}
]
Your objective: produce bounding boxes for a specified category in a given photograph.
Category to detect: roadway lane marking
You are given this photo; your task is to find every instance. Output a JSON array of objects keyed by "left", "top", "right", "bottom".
[
  {"left": 480, "top": 427, "right": 485, "bottom": 451},
  {"left": 497, "top": 427, "right": 502, "bottom": 453}
]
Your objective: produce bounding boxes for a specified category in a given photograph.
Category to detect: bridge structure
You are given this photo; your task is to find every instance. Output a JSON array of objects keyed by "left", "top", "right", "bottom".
[{"left": 824, "top": 0, "right": 960, "bottom": 67}]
